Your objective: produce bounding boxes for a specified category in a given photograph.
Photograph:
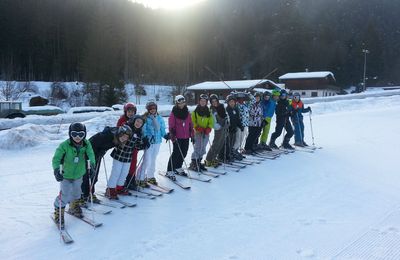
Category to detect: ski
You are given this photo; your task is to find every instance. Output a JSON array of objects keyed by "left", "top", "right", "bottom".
[
  {"left": 96, "top": 193, "right": 138, "bottom": 207},
  {"left": 98, "top": 200, "right": 125, "bottom": 209},
  {"left": 219, "top": 163, "right": 241, "bottom": 171},
  {"left": 205, "top": 168, "right": 227, "bottom": 175},
  {"left": 242, "top": 158, "right": 261, "bottom": 164},
  {"left": 232, "top": 160, "right": 252, "bottom": 166},
  {"left": 50, "top": 215, "right": 74, "bottom": 244},
  {"left": 294, "top": 147, "right": 314, "bottom": 153},
  {"left": 158, "top": 171, "right": 191, "bottom": 189},
  {"left": 82, "top": 204, "right": 112, "bottom": 215},
  {"left": 175, "top": 169, "right": 212, "bottom": 182},
  {"left": 66, "top": 211, "right": 103, "bottom": 228},
  {"left": 146, "top": 183, "right": 174, "bottom": 193},
  {"left": 184, "top": 168, "right": 219, "bottom": 178},
  {"left": 134, "top": 188, "right": 163, "bottom": 197}
]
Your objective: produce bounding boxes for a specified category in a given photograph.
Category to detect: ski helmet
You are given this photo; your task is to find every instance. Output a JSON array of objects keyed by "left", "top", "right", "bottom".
[
  {"left": 117, "top": 125, "right": 133, "bottom": 138},
  {"left": 271, "top": 89, "right": 280, "bottom": 97},
  {"left": 293, "top": 92, "right": 301, "bottom": 98},
  {"left": 226, "top": 94, "right": 237, "bottom": 103},
  {"left": 254, "top": 92, "right": 262, "bottom": 98},
  {"left": 280, "top": 89, "right": 288, "bottom": 98},
  {"left": 124, "top": 102, "right": 137, "bottom": 114},
  {"left": 209, "top": 94, "right": 219, "bottom": 102},
  {"left": 199, "top": 94, "right": 209, "bottom": 101},
  {"left": 69, "top": 122, "right": 86, "bottom": 140},
  {"left": 263, "top": 91, "right": 271, "bottom": 98},
  {"left": 146, "top": 101, "right": 157, "bottom": 111},
  {"left": 175, "top": 95, "right": 186, "bottom": 104}
]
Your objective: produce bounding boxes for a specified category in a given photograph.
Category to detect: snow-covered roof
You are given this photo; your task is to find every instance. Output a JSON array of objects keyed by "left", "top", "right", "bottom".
[
  {"left": 279, "top": 71, "right": 335, "bottom": 81},
  {"left": 187, "top": 79, "right": 278, "bottom": 91}
]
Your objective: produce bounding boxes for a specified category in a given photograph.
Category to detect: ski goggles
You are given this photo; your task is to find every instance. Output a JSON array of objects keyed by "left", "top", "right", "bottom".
[
  {"left": 199, "top": 94, "right": 209, "bottom": 101},
  {"left": 70, "top": 131, "right": 85, "bottom": 139},
  {"left": 176, "top": 97, "right": 186, "bottom": 104}
]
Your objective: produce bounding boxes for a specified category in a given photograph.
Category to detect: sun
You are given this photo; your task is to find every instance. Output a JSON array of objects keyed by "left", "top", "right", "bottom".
[{"left": 133, "top": 0, "right": 206, "bottom": 10}]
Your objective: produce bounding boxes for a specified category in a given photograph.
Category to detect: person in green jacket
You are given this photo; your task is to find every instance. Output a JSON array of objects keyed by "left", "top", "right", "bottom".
[
  {"left": 189, "top": 94, "right": 214, "bottom": 172},
  {"left": 52, "top": 122, "right": 95, "bottom": 227}
]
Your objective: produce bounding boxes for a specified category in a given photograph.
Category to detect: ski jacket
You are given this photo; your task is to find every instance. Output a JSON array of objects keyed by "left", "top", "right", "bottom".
[
  {"left": 248, "top": 101, "right": 263, "bottom": 127},
  {"left": 291, "top": 99, "right": 311, "bottom": 120},
  {"left": 117, "top": 115, "right": 129, "bottom": 127},
  {"left": 226, "top": 105, "right": 243, "bottom": 133},
  {"left": 275, "top": 99, "right": 292, "bottom": 122},
  {"left": 237, "top": 102, "right": 250, "bottom": 127},
  {"left": 210, "top": 104, "right": 227, "bottom": 131},
  {"left": 142, "top": 114, "right": 166, "bottom": 144},
  {"left": 191, "top": 109, "right": 214, "bottom": 130},
  {"left": 262, "top": 99, "right": 276, "bottom": 118},
  {"left": 52, "top": 139, "right": 96, "bottom": 180},
  {"left": 169, "top": 109, "right": 194, "bottom": 139},
  {"left": 89, "top": 127, "right": 117, "bottom": 158},
  {"left": 111, "top": 127, "right": 145, "bottom": 162}
]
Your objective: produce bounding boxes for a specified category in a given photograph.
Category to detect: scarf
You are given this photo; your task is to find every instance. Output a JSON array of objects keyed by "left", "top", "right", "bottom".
[
  {"left": 172, "top": 105, "right": 189, "bottom": 120},
  {"left": 194, "top": 104, "right": 210, "bottom": 117}
]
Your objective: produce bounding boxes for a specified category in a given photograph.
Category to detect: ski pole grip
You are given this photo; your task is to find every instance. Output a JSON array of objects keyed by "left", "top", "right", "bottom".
[{"left": 87, "top": 160, "right": 91, "bottom": 170}]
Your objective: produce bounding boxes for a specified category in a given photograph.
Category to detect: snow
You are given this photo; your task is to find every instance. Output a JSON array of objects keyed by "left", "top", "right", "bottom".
[
  {"left": 0, "top": 93, "right": 400, "bottom": 259},
  {"left": 187, "top": 79, "right": 279, "bottom": 90},
  {"left": 279, "top": 71, "right": 335, "bottom": 81}
]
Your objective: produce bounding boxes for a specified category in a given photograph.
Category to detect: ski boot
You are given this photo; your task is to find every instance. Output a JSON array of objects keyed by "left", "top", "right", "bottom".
[
  {"left": 90, "top": 193, "right": 101, "bottom": 204},
  {"left": 77, "top": 196, "right": 87, "bottom": 206},
  {"left": 69, "top": 200, "right": 83, "bottom": 218},
  {"left": 188, "top": 159, "right": 200, "bottom": 172},
  {"left": 175, "top": 169, "right": 188, "bottom": 177},
  {"left": 165, "top": 171, "right": 177, "bottom": 181},
  {"left": 54, "top": 207, "right": 65, "bottom": 229},
  {"left": 116, "top": 185, "right": 132, "bottom": 195},
  {"left": 105, "top": 187, "right": 119, "bottom": 200},
  {"left": 138, "top": 180, "right": 149, "bottom": 188},
  {"left": 147, "top": 177, "right": 158, "bottom": 185},
  {"left": 293, "top": 142, "right": 304, "bottom": 147},
  {"left": 282, "top": 142, "right": 294, "bottom": 150},
  {"left": 302, "top": 141, "right": 309, "bottom": 147},
  {"left": 269, "top": 140, "right": 279, "bottom": 149},
  {"left": 199, "top": 161, "right": 208, "bottom": 171},
  {"left": 125, "top": 177, "right": 137, "bottom": 190}
]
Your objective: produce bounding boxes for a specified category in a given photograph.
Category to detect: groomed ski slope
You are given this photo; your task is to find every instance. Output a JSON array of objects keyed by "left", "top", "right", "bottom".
[{"left": 0, "top": 95, "right": 399, "bottom": 259}]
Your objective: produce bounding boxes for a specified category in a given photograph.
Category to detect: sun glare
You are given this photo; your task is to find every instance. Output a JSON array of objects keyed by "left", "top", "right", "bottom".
[{"left": 133, "top": 0, "right": 206, "bottom": 10}]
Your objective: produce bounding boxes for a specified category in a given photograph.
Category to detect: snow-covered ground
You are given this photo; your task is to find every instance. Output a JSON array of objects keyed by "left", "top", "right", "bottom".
[{"left": 0, "top": 94, "right": 400, "bottom": 259}]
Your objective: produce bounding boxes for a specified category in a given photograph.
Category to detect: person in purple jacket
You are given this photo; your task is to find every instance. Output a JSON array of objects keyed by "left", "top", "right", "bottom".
[{"left": 166, "top": 95, "right": 194, "bottom": 177}]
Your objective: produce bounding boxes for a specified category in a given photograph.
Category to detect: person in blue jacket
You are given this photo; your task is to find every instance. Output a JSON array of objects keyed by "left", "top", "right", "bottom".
[
  {"left": 137, "top": 101, "right": 169, "bottom": 187},
  {"left": 259, "top": 90, "right": 279, "bottom": 150}
]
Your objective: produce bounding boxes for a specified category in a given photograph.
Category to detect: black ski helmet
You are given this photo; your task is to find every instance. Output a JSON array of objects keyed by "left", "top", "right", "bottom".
[
  {"left": 263, "top": 91, "right": 271, "bottom": 98},
  {"left": 69, "top": 122, "right": 86, "bottom": 140}
]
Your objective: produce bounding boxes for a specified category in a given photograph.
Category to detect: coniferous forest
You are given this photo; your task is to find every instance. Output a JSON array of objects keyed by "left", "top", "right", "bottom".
[{"left": 1, "top": 0, "right": 399, "bottom": 89}]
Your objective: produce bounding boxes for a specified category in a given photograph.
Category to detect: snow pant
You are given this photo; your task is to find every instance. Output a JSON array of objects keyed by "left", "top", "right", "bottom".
[
  {"left": 260, "top": 117, "right": 272, "bottom": 143},
  {"left": 191, "top": 132, "right": 209, "bottom": 160},
  {"left": 124, "top": 149, "right": 138, "bottom": 183},
  {"left": 292, "top": 115, "right": 305, "bottom": 143},
  {"left": 206, "top": 129, "right": 225, "bottom": 162},
  {"left": 54, "top": 177, "right": 83, "bottom": 208},
  {"left": 245, "top": 126, "right": 262, "bottom": 151},
  {"left": 167, "top": 138, "right": 189, "bottom": 171},
  {"left": 233, "top": 126, "right": 248, "bottom": 151},
  {"left": 219, "top": 131, "right": 236, "bottom": 160},
  {"left": 270, "top": 118, "right": 294, "bottom": 145},
  {"left": 108, "top": 159, "right": 130, "bottom": 188},
  {"left": 137, "top": 143, "right": 161, "bottom": 180},
  {"left": 81, "top": 155, "right": 101, "bottom": 198}
]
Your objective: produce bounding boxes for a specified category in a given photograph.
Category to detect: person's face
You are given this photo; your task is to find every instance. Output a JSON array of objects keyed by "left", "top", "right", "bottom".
[
  {"left": 177, "top": 102, "right": 186, "bottom": 108},
  {"left": 211, "top": 99, "right": 219, "bottom": 107},
  {"left": 294, "top": 95, "right": 300, "bottom": 101},
  {"left": 126, "top": 108, "right": 135, "bottom": 118},
  {"left": 228, "top": 100, "right": 236, "bottom": 107},
  {"left": 199, "top": 99, "right": 207, "bottom": 107},
  {"left": 264, "top": 95, "right": 270, "bottom": 101},
  {"left": 118, "top": 134, "right": 130, "bottom": 144},
  {"left": 134, "top": 119, "right": 144, "bottom": 128},
  {"left": 273, "top": 95, "right": 279, "bottom": 101},
  {"left": 149, "top": 106, "right": 157, "bottom": 115},
  {"left": 255, "top": 96, "right": 260, "bottom": 102}
]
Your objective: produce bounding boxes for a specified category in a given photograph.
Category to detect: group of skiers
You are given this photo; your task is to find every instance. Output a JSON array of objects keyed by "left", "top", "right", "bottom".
[{"left": 51, "top": 89, "right": 312, "bottom": 228}]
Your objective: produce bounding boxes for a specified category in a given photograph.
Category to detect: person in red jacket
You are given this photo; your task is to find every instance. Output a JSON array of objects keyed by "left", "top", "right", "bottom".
[{"left": 116, "top": 102, "right": 140, "bottom": 189}]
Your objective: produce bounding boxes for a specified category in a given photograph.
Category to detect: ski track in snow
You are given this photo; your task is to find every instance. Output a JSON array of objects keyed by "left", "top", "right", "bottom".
[{"left": 0, "top": 95, "right": 400, "bottom": 259}]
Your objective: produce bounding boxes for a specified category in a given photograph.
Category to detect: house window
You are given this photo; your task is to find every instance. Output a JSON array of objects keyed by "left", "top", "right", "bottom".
[
  {"left": 301, "top": 92, "right": 306, "bottom": 96},
  {"left": 311, "top": 92, "right": 318, "bottom": 97}
]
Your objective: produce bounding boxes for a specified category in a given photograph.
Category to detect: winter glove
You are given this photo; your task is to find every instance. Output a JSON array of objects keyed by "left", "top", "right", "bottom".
[
  {"left": 240, "top": 126, "right": 244, "bottom": 132},
  {"left": 54, "top": 168, "right": 63, "bottom": 182},
  {"left": 261, "top": 120, "right": 266, "bottom": 128},
  {"left": 143, "top": 137, "right": 151, "bottom": 149},
  {"left": 195, "top": 126, "right": 204, "bottom": 133},
  {"left": 164, "top": 133, "right": 171, "bottom": 141},
  {"left": 89, "top": 164, "right": 96, "bottom": 179},
  {"left": 204, "top": 127, "right": 212, "bottom": 135},
  {"left": 308, "top": 106, "right": 312, "bottom": 113},
  {"left": 191, "top": 137, "right": 195, "bottom": 145}
]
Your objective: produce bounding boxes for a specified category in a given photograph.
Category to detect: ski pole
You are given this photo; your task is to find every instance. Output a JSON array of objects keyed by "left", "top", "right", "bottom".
[
  {"left": 102, "top": 157, "right": 109, "bottom": 186},
  {"left": 125, "top": 152, "right": 144, "bottom": 191},
  {"left": 58, "top": 164, "right": 63, "bottom": 237},
  {"left": 87, "top": 160, "right": 95, "bottom": 227},
  {"left": 175, "top": 139, "right": 192, "bottom": 178},
  {"left": 296, "top": 112, "right": 303, "bottom": 145},
  {"left": 309, "top": 112, "right": 315, "bottom": 146}
]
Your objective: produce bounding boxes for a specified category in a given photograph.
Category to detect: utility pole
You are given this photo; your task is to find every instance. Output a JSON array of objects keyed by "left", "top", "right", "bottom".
[{"left": 362, "top": 49, "right": 369, "bottom": 92}]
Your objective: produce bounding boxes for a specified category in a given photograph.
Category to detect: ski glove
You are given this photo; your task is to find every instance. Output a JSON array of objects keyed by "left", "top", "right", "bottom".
[
  {"left": 142, "top": 137, "right": 151, "bottom": 149},
  {"left": 204, "top": 127, "right": 212, "bottom": 135},
  {"left": 191, "top": 137, "right": 195, "bottom": 144},
  {"left": 308, "top": 106, "right": 312, "bottom": 113},
  {"left": 164, "top": 133, "right": 171, "bottom": 141},
  {"left": 195, "top": 127, "right": 204, "bottom": 133},
  {"left": 89, "top": 166, "right": 96, "bottom": 179},
  {"left": 261, "top": 119, "right": 268, "bottom": 128},
  {"left": 54, "top": 168, "right": 63, "bottom": 182}
]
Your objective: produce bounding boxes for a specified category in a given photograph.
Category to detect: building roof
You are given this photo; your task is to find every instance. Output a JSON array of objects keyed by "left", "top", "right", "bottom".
[
  {"left": 187, "top": 79, "right": 279, "bottom": 91},
  {"left": 279, "top": 71, "right": 336, "bottom": 81}
]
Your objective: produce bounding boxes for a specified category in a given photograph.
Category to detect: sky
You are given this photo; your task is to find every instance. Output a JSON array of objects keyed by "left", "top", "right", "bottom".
[{"left": 132, "top": 0, "right": 206, "bottom": 10}]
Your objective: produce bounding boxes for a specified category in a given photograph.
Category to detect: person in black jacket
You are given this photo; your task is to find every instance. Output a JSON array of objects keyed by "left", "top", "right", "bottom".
[
  {"left": 81, "top": 125, "right": 133, "bottom": 203},
  {"left": 269, "top": 89, "right": 294, "bottom": 150},
  {"left": 224, "top": 94, "right": 244, "bottom": 161}
]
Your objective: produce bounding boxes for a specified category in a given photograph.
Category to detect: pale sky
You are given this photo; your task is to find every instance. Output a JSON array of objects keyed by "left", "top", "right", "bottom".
[{"left": 132, "top": 0, "right": 207, "bottom": 10}]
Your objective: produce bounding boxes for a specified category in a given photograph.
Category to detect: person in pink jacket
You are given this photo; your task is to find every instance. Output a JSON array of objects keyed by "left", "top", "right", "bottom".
[{"left": 166, "top": 95, "right": 194, "bottom": 176}]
